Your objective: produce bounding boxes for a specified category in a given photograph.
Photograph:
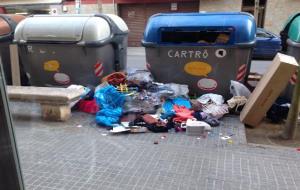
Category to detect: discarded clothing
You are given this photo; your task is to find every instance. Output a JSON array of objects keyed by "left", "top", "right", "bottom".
[
  {"left": 77, "top": 99, "right": 99, "bottom": 114},
  {"left": 95, "top": 85, "right": 125, "bottom": 126},
  {"left": 161, "top": 97, "right": 191, "bottom": 119},
  {"left": 190, "top": 99, "right": 203, "bottom": 111},
  {"left": 135, "top": 114, "right": 170, "bottom": 133},
  {"left": 202, "top": 104, "right": 229, "bottom": 119},
  {"left": 146, "top": 122, "right": 169, "bottom": 133},
  {"left": 193, "top": 111, "right": 220, "bottom": 127},
  {"left": 127, "top": 69, "right": 153, "bottom": 84},
  {"left": 173, "top": 105, "right": 194, "bottom": 123},
  {"left": 146, "top": 83, "right": 174, "bottom": 98},
  {"left": 123, "top": 95, "right": 157, "bottom": 114},
  {"left": 164, "top": 83, "right": 189, "bottom": 97},
  {"left": 266, "top": 98, "right": 290, "bottom": 123},
  {"left": 142, "top": 114, "right": 158, "bottom": 125}
]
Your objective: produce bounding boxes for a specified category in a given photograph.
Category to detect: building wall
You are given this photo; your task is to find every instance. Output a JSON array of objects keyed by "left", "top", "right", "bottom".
[
  {"left": 101, "top": 3, "right": 117, "bottom": 14},
  {"left": 264, "top": 0, "right": 300, "bottom": 34},
  {"left": 63, "top": 4, "right": 100, "bottom": 14},
  {"left": 199, "top": 0, "right": 241, "bottom": 12}
]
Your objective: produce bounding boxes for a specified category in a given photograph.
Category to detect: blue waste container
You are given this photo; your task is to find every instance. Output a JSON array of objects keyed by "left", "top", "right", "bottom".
[
  {"left": 142, "top": 12, "right": 256, "bottom": 98},
  {"left": 253, "top": 28, "right": 281, "bottom": 60}
]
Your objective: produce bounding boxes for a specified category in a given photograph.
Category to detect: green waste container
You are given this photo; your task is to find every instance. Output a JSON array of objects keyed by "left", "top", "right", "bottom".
[{"left": 280, "top": 13, "right": 300, "bottom": 101}]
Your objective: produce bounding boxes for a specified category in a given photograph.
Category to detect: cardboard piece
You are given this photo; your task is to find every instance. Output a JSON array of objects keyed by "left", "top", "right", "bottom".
[{"left": 240, "top": 53, "right": 299, "bottom": 127}]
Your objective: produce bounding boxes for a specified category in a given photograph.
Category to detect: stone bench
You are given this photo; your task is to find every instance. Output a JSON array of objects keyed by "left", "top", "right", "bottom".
[{"left": 7, "top": 86, "right": 83, "bottom": 121}]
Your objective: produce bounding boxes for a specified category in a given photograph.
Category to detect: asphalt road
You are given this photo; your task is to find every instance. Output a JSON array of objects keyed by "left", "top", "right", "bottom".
[{"left": 127, "top": 47, "right": 272, "bottom": 74}]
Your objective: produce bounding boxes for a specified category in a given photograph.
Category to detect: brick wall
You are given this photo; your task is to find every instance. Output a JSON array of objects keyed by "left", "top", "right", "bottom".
[
  {"left": 64, "top": 4, "right": 100, "bottom": 14},
  {"left": 265, "top": 0, "right": 300, "bottom": 34},
  {"left": 199, "top": 0, "right": 242, "bottom": 12},
  {"left": 101, "top": 3, "right": 117, "bottom": 14}
]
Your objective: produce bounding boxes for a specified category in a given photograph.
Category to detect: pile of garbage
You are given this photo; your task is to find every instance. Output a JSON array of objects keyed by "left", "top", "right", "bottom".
[{"left": 72, "top": 69, "right": 275, "bottom": 135}]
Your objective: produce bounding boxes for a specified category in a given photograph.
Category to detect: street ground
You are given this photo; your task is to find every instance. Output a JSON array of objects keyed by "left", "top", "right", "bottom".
[
  {"left": 246, "top": 120, "right": 300, "bottom": 148},
  {"left": 11, "top": 47, "right": 300, "bottom": 190}
]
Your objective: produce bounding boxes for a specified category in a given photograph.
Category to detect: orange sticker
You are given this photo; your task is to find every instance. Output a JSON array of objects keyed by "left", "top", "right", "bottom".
[
  {"left": 44, "top": 60, "right": 60, "bottom": 72},
  {"left": 184, "top": 61, "right": 212, "bottom": 77}
]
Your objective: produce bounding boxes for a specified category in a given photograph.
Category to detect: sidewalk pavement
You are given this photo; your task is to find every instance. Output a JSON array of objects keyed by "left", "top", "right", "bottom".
[{"left": 11, "top": 101, "right": 300, "bottom": 190}]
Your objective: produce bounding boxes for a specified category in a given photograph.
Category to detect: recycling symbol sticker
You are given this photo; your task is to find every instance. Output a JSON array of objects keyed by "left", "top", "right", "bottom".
[{"left": 215, "top": 49, "right": 227, "bottom": 58}]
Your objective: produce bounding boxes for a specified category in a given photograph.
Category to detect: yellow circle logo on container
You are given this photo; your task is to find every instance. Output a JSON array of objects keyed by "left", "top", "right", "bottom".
[
  {"left": 44, "top": 60, "right": 60, "bottom": 72},
  {"left": 184, "top": 61, "right": 212, "bottom": 77}
]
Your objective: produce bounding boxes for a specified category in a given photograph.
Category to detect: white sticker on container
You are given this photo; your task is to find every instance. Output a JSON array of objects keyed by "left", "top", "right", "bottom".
[
  {"left": 27, "top": 45, "right": 33, "bottom": 53},
  {"left": 54, "top": 73, "right": 70, "bottom": 85},
  {"left": 215, "top": 49, "right": 226, "bottom": 58},
  {"left": 197, "top": 78, "right": 218, "bottom": 91}
]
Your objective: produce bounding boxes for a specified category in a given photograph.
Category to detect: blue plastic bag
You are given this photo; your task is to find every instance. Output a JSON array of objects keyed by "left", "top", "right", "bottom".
[
  {"left": 94, "top": 85, "right": 125, "bottom": 127},
  {"left": 95, "top": 108, "right": 123, "bottom": 127},
  {"left": 95, "top": 85, "right": 125, "bottom": 109}
]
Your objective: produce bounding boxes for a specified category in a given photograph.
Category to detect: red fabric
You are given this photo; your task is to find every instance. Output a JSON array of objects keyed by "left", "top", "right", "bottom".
[
  {"left": 173, "top": 105, "right": 194, "bottom": 123},
  {"left": 78, "top": 99, "right": 99, "bottom": 114}
]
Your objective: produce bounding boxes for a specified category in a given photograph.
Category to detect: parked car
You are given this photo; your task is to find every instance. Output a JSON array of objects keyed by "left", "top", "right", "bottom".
[{"left": 253, "top": 28, "right": 281, "bottom": 60}]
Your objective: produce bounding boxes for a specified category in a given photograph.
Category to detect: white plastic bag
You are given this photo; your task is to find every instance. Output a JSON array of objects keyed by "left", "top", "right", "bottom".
[
  {"left": 230, "top": 80, "right": 251, "bottom": 98},
  {"left": 197, "top": 93, "right": 224, "bottom": 105}
]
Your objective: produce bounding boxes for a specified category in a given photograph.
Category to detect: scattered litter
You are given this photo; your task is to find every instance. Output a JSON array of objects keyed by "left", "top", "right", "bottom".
[
  {"left": 101, "top": 133, "right": 108, "bottom": 136},
  {"left": 154, "top": 140, "right": 159, "bottom": 144},
  {"left": 197, "top": 137, "right": 201, "bottom": 140},
  {"left": 227, "top": 96, "right": 247, "bottom": 113},
  {"left": 130, "top": 127, "right": 148, "bottom": 133},
  {"left": 227, "top": 139, "right": 233, "bottom": 144},
  {"left": 76, "top": 125, "right": 83, "bottom": 128},
  {"left": 221, "top": 136, "right": 231, "bottom": 140},
  {"left": 121, "top": 122, "right": 130, "bottom": 128},
  {"left": 161, "top": 135, "right": 167, "bottom": 139},
  {"left": 110, "top": 125, "right": 130, "bottom": 134}
]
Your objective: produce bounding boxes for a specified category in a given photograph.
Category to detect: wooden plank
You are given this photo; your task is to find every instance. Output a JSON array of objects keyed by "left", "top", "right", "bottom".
[{"left": 9, "top": 44, "right": 21, "bottom": 86}]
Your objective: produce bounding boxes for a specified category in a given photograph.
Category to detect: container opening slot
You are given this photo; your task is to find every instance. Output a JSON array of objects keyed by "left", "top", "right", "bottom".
[{"left": 160, "top": 31, "right": 231, "bottom": 45}]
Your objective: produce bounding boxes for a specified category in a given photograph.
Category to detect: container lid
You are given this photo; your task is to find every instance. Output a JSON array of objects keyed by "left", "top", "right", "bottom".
[
  {"left": 143, "top": 12, "right": 256, "bottom": 45},
  {"left": 14, "top": 14, "right": 113, "bottom": 43},
  {"left": 286, "top": 14, "right": 300, "bottom": 43}
]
